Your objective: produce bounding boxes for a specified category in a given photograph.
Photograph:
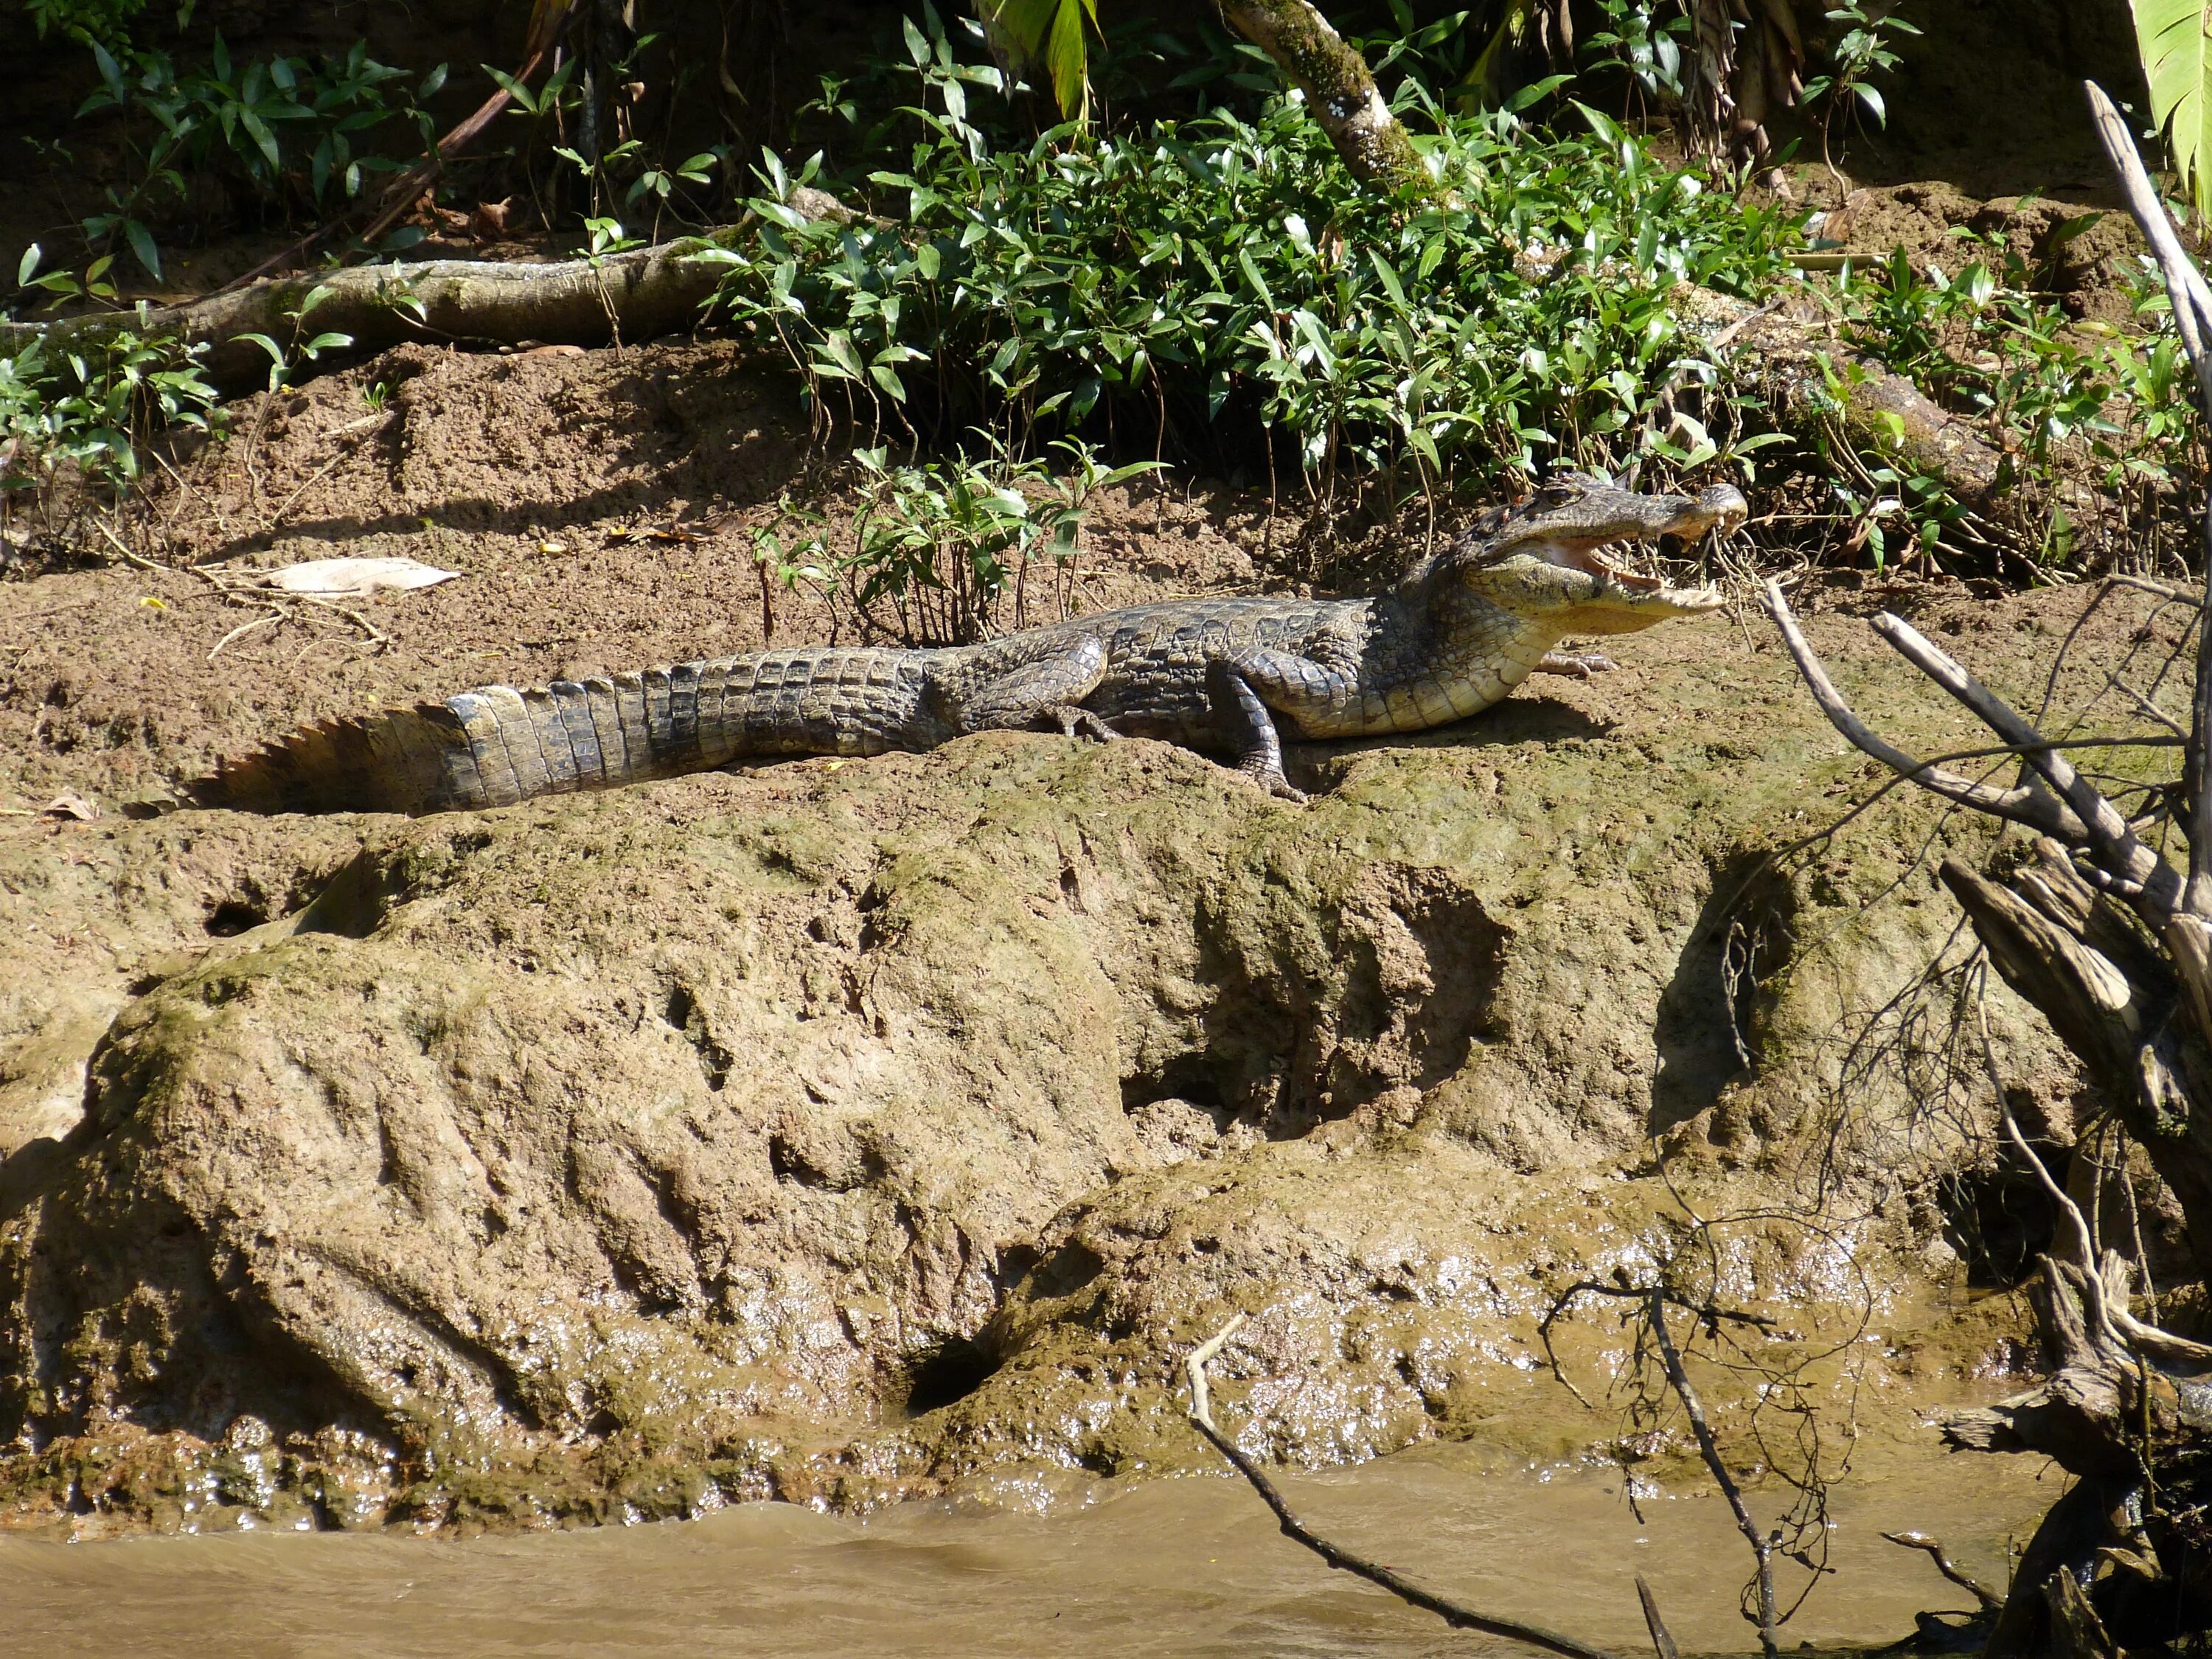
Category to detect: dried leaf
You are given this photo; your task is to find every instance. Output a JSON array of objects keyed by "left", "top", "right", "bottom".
[
  {"left": 265, "top": 557, "right": 460, "bottom": 598},
  {"left": 42, "top": 790, "right": 98, "bottom": 822}
]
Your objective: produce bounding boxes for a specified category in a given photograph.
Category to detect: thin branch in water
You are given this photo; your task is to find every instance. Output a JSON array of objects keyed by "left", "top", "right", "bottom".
[
  {"left": 1635, "top": 1577, "right": 1682, "bottom": 1659},
  {"left": 1642, "top": 1291, "right": 1779, "bottom": 1659},
  {"left": 1179, "top": 1318, "right": 1627, "bottom": 1659},
  {"left": 1881, "top": 1531, "right": 2005, "bottom": 1611}
]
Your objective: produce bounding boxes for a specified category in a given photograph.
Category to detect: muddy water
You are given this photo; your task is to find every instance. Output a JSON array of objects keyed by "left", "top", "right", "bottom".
[{"left": 0, "top": 1450, "right": 2052, "bottom": 1658}]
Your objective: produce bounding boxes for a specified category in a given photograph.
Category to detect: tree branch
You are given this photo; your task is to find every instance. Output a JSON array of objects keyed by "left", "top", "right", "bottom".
[
  {"left": 1880, "top": 1531, "right": 2006, "bottom": 1612},
  {"left": 1758, "top": 581, "right": 2090, "bottom": 841},
  {"left": 1870, "top": 611, "right": 2181, "bottom": 919},
  {"left": 2087, "top": 80, "right": 2212, "bottom": 914},
  {"left": 1642, "top": 1293, "right": 1778, "bottom": 1659},
  {"left": 1214, "top": 0, "right": 1441, "bottom": 198}
]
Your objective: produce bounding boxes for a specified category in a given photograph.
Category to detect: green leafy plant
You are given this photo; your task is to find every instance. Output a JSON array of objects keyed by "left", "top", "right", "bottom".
[
  {"left": 1822, "top": 227, "right": 2199, "bottom": 569},
  {"left": 1799, "top": 3, "right": 1919, "bottom": 179},
  {"left": 0, "top": 330, "right": 220, "bottom": 518},
  {"left": 706, "top": 21, "right": 1803, "bottom": 518},
  {"left": 61, "top": 38, "right": 445, "bottom": 283},
  {"left": 2132, "top": 0, "right": 2212, "bottom": 221},
  {"left": 982, "top": 0, "right": 1102, "bottom": 119},
  {"left": 844, "top": 436, "right": 1161, "bottom": 644},
  {"left": 24, "top": 0, "right": 151, "bottom": 49}
]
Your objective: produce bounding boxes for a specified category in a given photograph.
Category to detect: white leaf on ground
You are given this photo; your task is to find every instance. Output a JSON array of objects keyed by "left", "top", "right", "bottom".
[
  {"left": 42, "top": 790, "right": 98, "bottom": 821},
  {"left": 265, "top": 557, "right": 461, "bottom": 598}
]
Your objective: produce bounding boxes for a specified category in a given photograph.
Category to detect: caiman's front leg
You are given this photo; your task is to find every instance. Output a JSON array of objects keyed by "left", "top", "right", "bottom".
[
  {"left": 953, "top": 636, "right": 1118, "bottom": 740},
  {"left": 1206, "top": 650, "right": 1357, "bottom": 803}
]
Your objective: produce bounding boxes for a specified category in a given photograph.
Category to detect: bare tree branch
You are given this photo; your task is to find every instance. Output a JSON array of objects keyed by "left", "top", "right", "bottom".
[
  {"left": 1635, "top": 1577, "right": 1683, "bottom": 1659},
  {"left": 1759, "top": 581, "right": 2089, "bottom": 841},
  {"left": 1880, "top": 1531, "right": 2006, "bottom": 1612},
  {"left": 2089, "top": 80, "right": 2212, "bottom": 914},
  {"left": 1870, "top": 611, "right": 2183, "bottom": 918},
  {"left": 1642, "top": 1293, "right": 1779, "bottom": 1659}
]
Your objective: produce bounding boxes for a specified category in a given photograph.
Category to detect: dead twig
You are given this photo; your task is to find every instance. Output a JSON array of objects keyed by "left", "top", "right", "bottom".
[
  {"left": 1635, "top": 1576, "right": 1683, "bottom": 1659},
  {"left": 1880, "top": 1531, "right": 2005, "bottom": 1612},
  {"left": 1180, "top": 1317, "right": 1627, "bottom": 1659},
  {"left": 1641, "top": 1292, "right": 1780, "bottom": 1659}
]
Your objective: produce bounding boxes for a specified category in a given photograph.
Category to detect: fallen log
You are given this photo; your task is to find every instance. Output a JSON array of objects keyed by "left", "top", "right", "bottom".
[{"left": 1, "top": 234, "right": 740, "bottom": 398}]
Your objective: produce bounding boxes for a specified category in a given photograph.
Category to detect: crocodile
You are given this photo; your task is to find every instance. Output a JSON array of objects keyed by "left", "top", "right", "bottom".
[{"left": 191, "top": 472, "right": 1747, "bottom": 815}]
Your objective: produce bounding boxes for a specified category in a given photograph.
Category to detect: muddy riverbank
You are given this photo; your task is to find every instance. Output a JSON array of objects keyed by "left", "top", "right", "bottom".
[{"left": 3, "top": 331, "right": 2168, "bottom": 1534}]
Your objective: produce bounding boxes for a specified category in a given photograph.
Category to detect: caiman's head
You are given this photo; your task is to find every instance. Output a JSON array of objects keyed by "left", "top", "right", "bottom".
[{"left": 1443, "top": 471, "right": 1746, "bottom": 635}]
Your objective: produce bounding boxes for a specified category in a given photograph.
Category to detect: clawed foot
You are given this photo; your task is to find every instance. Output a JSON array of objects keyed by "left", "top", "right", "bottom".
[
  {"left": 1536, "top": 650, "right": 1619, "bottom": 680},
  {"left": 1045, "top": 706, "right": 1122, "bottom": 742},
  {"left": 1237, "top": 762, "right": 1309, "bottom": 804}
]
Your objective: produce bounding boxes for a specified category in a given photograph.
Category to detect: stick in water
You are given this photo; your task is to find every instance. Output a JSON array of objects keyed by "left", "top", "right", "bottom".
[{"left": 1180, "top": 1316, "right": 1629, "bottom": 1659}]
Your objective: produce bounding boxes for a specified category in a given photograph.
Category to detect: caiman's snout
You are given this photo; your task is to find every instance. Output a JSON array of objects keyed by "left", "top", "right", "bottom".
[
  {"left": 1455, "top": 470, "right": 1746, "bottom": 627},
  {"left": 1677, "top": 483, "right": 1749, "bottom": 538},
  {"left": 1540, "top": 481, "right": 1747, "bottom": 594}
]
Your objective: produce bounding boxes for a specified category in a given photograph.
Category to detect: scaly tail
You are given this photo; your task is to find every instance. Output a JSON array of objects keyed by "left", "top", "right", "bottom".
[{"left": 191, "top": 649, "right": 939, "bottom": 815}]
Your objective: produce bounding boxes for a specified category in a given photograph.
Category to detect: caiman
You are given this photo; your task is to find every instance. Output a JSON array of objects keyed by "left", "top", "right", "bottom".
[{"left": 192, "top": 471, "right": 1747, "bottom": 814}]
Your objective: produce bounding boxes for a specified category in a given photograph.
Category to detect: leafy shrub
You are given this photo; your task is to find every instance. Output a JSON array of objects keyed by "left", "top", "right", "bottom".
[
  {"left": 706, "top": 18, "right": 1803, "bottom": 510},
  {"left": 1824, "top": 230, "right": 2199, "bottom": 568},
  {"left": 62, "top": 38, "right": 445, "bottom": 280},
  {"left": 24, "top": 0, "right": 146, "bottom": 49},
  {"left": 843, "top": 436, "right": 1159, "bottom": 644},
  {"left": 0, "top": 330, "right": 220, "bottom": 516}
]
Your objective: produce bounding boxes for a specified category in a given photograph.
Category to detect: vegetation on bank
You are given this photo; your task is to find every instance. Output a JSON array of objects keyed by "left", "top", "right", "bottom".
[{"left": 0, "top": 0, "right": 2202, "bottom": 597}]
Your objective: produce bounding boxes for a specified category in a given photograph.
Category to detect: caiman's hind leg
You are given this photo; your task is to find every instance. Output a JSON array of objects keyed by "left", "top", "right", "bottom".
[{"left": 953, "top": 635, "right": 1116, "bottom": 741}]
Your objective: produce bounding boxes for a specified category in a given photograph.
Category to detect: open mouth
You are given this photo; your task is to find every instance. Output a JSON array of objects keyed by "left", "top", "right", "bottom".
[
  {"left": 1554, "top": 541, "right": 1669, "bottom": 593},
  {"left": 1531, "top": 488, "right": 1748, "bottom": 593}
]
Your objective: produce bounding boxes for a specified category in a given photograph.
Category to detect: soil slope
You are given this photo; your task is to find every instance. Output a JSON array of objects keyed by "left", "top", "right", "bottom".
[{"left": 0, "top": 338, "right": 2130, "bottom": 1533}]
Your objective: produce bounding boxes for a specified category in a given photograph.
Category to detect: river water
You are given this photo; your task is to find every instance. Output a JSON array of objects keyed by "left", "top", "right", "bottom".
[{"left": 0, "top": 1445, "right": 2054, "bottom": 1658}]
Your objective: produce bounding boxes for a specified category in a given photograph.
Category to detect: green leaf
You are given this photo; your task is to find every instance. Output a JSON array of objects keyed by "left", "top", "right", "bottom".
[
  {"left": 1043, "top": 0, "right": 1096, "bottom": 122},
  {"left": 17, "top": 243, "right": 41, "bottom": 286},
  {"left": 2134, "top": 0, "right": 2212, "bottom": 220},
  {"left": 124, "top": 219, "right": 162, "bottom": 282}
]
